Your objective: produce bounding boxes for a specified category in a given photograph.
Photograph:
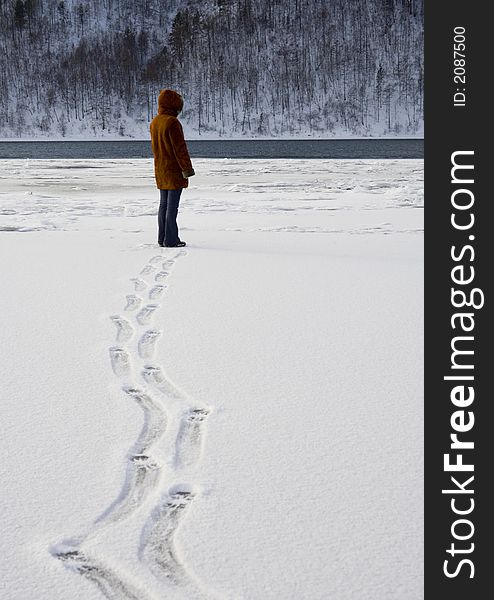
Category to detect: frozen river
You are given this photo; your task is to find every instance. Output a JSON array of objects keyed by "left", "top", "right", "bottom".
[
  {"left": 0, "top": 158, "right": 423, "bottom": 599},
  {"left": 0, "top": 138, "right": 423, "bottom": 159}
]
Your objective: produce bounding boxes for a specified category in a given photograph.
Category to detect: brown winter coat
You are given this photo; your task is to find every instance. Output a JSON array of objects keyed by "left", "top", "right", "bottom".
[{"left": 150, "top": 89, "right": 195, "bottom": 190}]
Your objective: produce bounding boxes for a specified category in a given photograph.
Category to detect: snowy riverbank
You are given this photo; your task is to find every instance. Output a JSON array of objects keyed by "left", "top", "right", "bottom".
[
  {"left": 0, "top": 134, "right": 424, "bottom": 142},
  {"left": 0, "top": 158, "right": 423, "bottom": 599}
]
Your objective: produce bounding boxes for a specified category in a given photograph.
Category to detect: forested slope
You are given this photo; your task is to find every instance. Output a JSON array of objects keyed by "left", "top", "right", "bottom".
[{"left": 0, "top": 0, "right": 423, "bottom": 138}]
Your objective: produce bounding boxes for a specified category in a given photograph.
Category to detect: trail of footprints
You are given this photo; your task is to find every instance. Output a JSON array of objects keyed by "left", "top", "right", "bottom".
[{"left": 53, "top": 249, "right": 213, "bottom": 599}]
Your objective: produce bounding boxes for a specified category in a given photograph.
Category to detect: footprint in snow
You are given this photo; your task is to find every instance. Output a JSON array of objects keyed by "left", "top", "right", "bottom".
[
  {"left": 130, "top": 278, "right": 147, "bottom": 292},
  {"left": 110, "top": 315, "right": 134, "bottom": 343},
  {"left": 140, "top": 487, "right": 195, "bottom": 586},
  {"left": 131, "top": 454, "right": 161, "bottom": 467},
  {"left": 140, "top": 264, "right": 156, "bottom": 276},
  {"left": 141, "top": 364, "right": 185, "bottom": 400},
  {"left": 138, "top": 330, "right": 161, "bottom": 359},
  {"left": 124, "top": 294, "right": 142, "bottom": 312},
  {"left": 123, "top": 387, "right": 168, "bottom": 454},
  {"left": 53, "top": 549, "right": 149, "bottom": 600},
  {"left": 154, "top": 271, "right": 169, "bottom": 283},
  {"left": 109, "top": 347, "right": 131, "bottom": 378},
  {"left": 162, "top": 260, "right": 175, "bottom": 271},
  {"left": 141, "top": 364, "right": 165, "bottom": 385},
  {"left": 149, "top": 285, "right": 166, "bottom": 300},
  {"left": 175, "top": 409, "right": 210, "bottom": 468},
  {"left": 136, "top": 304, "right": 159, "bottom": 326},
  {"left": 94, "top": 454, "right": 162, "bottom": 529},
  {"left": 149, "top": 256, "right": 163, "bottom": 264}
]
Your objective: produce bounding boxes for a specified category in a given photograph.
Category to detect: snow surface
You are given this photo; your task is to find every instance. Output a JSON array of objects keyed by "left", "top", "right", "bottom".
[{"left": 0, "top": 158, "right": 423, "bottom": 599}]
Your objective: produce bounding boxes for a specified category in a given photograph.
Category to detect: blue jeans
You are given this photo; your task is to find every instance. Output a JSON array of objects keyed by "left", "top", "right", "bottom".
[{"left": 158, "top": 189, "right": 182, "bottom": 246}]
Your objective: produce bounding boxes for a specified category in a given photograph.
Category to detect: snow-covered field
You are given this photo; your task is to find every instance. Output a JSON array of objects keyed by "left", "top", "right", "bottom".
[{"left": 0, "top": 158, "right": 423, "bottom": 600}]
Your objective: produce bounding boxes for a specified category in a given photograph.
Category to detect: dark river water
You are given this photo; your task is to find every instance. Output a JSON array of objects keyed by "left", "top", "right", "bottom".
[{"left": 0, "top": 138, "right": 423, "bottom": 160}]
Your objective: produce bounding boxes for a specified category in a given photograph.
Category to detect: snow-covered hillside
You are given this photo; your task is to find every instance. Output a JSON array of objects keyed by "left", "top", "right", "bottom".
[{"left": 0, "top": 0, "right": 423, "bottom": 139}]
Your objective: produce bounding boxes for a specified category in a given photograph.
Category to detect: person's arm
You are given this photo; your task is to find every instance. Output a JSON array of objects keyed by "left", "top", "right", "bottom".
[
  {"left": 150, "top": 121, "right": 157, "bottom": 156},
  {"left": 169, "top": 119, "right": 195, "bottom": 178}
]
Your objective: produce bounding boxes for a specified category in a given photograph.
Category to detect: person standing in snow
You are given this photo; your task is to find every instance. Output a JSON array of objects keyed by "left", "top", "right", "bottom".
[{"left": 150, "top": 89, "right": 195, "bottom": 247}]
